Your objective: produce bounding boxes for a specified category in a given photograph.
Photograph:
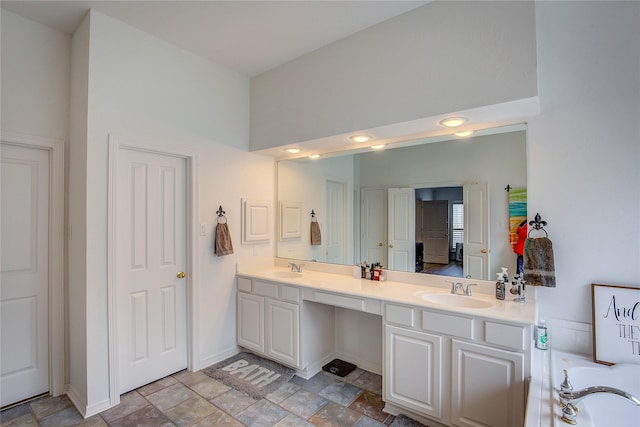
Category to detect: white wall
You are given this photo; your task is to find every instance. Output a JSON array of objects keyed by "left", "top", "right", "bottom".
[
  {"left": 250, "top": 0, "right": 537, "bottom": 150},
  {"left": 67, "top": 10, "right": 274, "bottom": 412},
  {"left": 1, "top": 9, "right": 70, "bottom": 139},
  {"left": 528, "top": 1, "right": 640, "bottom": 353}
]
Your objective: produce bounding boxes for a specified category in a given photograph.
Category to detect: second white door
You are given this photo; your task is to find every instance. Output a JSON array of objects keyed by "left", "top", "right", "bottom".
[{"left": 116, "top": 148, "right": 188, "bottom": 393}]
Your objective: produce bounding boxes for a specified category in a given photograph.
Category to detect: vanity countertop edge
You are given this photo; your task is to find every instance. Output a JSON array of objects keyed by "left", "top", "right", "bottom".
[{"left": 236, "top": 262, "right": 537, "bottom": 326}]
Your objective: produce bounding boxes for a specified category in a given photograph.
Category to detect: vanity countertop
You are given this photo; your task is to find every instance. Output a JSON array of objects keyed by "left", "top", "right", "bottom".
[{"left": 236, "top": 263, "right": 536, "bottom": 326}]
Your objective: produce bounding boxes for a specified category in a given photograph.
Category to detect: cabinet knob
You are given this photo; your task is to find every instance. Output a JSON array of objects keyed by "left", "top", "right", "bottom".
[{"left": 177, "top": 271, "right": 186, "bottom": 279}]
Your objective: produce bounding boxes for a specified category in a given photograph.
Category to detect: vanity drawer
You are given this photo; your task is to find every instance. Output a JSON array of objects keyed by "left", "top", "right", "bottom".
[
  {"left": 253, "top": 280, "right": 279, "bottom": 298},
  {"left": 422, "top": 310, "right": 474, "bottom": 339},
  {"left": 485, "top": 321, "right": 527, "bottom": 351},
  {"left": 280, "top": 285, "right": 300, "bottom": 303},
  {"left": 315, "top": 291, "right": 364, "bottom": 311},
  {"left": 385, "top": 304, "right": 415, "bottom": 327},
  {"left": 237, "top": 277, "right": 252, "bottom": 293}
]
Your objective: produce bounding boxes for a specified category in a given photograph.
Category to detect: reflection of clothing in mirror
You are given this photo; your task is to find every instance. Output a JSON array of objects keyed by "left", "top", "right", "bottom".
[{"left": 515, "top": 220, "right": 527, "bottom": 274}]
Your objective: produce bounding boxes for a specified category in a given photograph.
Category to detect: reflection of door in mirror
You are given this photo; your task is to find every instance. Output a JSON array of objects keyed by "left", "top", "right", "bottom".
[
  {"left": 423, "top": 200, "right": 449, "bottom": 264},
  {"left": 361, "top": 188, "right": 387, "bottom": 267},
  {"left": 325, "top": 179, "right": 347, "bottom": 264},
  {"left": 463, "top": 182, "right": 489, "bottom": 279},
  {"left": 387, "top": 188, "right": 416, "bottom": 272}
]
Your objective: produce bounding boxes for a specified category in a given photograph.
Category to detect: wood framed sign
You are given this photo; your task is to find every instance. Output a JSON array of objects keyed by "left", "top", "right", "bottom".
[{"left": 592, "top": 283, "right": 640, "bottom": 365}]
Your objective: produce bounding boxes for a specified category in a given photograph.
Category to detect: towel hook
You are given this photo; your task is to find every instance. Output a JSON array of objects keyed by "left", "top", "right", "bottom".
[
  {"left": 528, "top": 213, "right": 548, "bottom": 237},
  {"left": 310, "top": 209, "right": 317, "bottom": 222},
  {"left": 216, "top": 205, "right": 227, "bottom": 224}
]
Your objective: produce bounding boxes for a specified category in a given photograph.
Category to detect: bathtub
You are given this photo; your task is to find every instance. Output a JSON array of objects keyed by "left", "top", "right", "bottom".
[{"left": 549, "top": 351, "right": 640, "bottom": 427}]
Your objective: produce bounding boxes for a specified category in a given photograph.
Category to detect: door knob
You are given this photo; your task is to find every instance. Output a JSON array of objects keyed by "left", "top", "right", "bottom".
[
  {"left": 389, "top": 244, "right": 394, "bottom": 248},
  {"left": 177, "top": 271, "right": 186, "bottom": 279},
  {"left": 378, "top": 242, "right": 383, "bottom": 247},
  {"left": 481, "top": 249, "right": 487, "bottom": 254}
]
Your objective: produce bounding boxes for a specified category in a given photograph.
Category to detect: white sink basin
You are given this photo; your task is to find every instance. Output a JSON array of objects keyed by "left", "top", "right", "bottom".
[
  {"left": 417, "top": 293, "right": 494, "bottom": 309},
  {"left": 271, "top": 271, "right": 304, "bottom": 279}
]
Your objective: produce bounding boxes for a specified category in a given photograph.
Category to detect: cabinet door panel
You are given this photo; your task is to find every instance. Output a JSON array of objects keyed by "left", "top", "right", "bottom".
[
  {"left": 266, "top": 299, "right": 300, "bottom": 368},
  {"left": 451, "top": 339, "right": 524, "bottom": 427},
  {"left": 384, "top": 325, "right": 442, "bottom": 419},
  {"left": 237, "top": 292, "right": 264, "bottom": 353}
]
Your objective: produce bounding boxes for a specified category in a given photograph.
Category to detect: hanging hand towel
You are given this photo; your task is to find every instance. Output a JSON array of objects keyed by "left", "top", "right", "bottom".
[
  {"left": 523, "top": 237, "right": 556, "bottom": 287},
  {"left": 215, "top": 222, "right": 234, "bottom": 256},
  {"left": 310, "top": 221, "right": 321, "bottom": 245}
]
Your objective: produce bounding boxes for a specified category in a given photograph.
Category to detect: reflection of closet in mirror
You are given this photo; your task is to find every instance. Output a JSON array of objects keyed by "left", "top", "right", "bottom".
[
  {"left": 360, "top": 183, "right": 488, "bottom": 279},
  {"left": 417, "top": 187, "right": 463, "bottom": 277}
]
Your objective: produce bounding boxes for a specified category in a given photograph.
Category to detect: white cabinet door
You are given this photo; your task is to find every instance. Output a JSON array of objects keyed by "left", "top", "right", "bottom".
[
  {"left": 384, "top": 325, "right": 443, "bottom": 419},
  {"left": 237, "top": 292, "right": 265, "bottom": 353},
  {"left": 451, "top": 339, "right": 525, "bottom": 427},
  {"left": 266, "top": 299, "right": 300, "bottom": 368}
]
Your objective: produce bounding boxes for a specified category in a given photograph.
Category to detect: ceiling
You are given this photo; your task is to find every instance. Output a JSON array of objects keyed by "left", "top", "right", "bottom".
[{"left": 1, "top": 0, "right": 429, "bottom": 77}]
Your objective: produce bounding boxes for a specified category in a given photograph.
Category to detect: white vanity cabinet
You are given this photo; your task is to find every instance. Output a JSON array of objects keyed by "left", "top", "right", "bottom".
[
  {"left": 237, "top": 277, "right": 301, "bottom": 368},
  {"left": 451, "top": 339, "right": 525, "bottom": 427},
  {"left": 384, "top": 303, "right": 530, "bottom": 427}
]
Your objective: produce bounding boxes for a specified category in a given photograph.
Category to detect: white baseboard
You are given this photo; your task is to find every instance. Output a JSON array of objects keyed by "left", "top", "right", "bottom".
[
  {"left": 66, "top": 384, "right": 111, "bottom": 419},
  {"left": 199, "top": 345, "right": 241, "bottom": 370}
]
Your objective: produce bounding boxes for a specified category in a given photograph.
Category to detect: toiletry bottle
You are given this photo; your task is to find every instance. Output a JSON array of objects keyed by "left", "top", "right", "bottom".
[
  {"left": 535, "top": 320, "right": 548, "bottom": 350},
  {"left": 495, "top": 273, "right": 505, "bottom": 300}
]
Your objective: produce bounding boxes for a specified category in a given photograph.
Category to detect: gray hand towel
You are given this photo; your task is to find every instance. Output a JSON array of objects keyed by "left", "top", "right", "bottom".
[
  {"left": 310, "top": 221, "right": 321, "bottom": 245},
  {"left": 523, "top": 237, "right": 556, "bottom": 287},
  {"left": 215, "top": 222, "right": 234, "bottom": 256}
]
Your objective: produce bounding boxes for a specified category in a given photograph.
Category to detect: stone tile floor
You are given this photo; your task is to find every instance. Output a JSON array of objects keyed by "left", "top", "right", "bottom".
[{"left": 1, "top": 367, "right": 428, "bottom": 427}]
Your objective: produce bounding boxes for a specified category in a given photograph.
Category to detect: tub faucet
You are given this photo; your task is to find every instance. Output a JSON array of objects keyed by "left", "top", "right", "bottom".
[{"left": 559, "top": 385, "right": 640, "bottom": 425}]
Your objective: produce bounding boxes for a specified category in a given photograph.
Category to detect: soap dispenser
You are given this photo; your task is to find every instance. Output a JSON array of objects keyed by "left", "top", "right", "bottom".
[{"left": 495, "top": 272, "right": 505, "bottom": 300}]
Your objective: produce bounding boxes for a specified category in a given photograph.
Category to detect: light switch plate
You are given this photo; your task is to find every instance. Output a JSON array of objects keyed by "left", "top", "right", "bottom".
[{"left": 200, "top": 223, "right": 208, "bottom": 236}]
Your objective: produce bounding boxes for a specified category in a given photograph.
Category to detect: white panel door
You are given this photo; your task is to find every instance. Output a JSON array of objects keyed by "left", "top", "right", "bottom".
[
  {"left": 463, "top": 182, "right": 489, "bottom": 280},
  {"left": 388, "top": 188, "right": 415, "bottom": 272},
  {"left": 1, "top": 143, "right": 50, "bottom": 406},
  {"left": 117, "top": 148, "right": 188, "bottom": 393},
  {"left": 325, "top": 180, "right": 346, "bottom": 264},
  {"left": 360, "top": 188, "right": 387, "bottom": 266}
]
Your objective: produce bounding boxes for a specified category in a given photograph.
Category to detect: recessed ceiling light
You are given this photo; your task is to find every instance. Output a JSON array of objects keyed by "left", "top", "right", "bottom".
[
  {"left": 439, "top": 117, "right": 467, "bottom": 127},
  {"left": 308, "top": 154, "right": 321, "bottom": 159},
  {"left": 371, "top": 144, "right": 386, "bottom": 150},
  {"left": 454, "top": 130, "right": 474, "bottom": 137},
  {"left": 349, "top": 134, "right": 372, "bottom": 143},
  {"left": 285, "top": 148, "right": 301, "bottom": 154}
]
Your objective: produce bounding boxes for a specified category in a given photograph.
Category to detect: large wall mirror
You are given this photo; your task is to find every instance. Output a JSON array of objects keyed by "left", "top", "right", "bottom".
[{"left": 277, "top": 124, "right": 527, "bottom": 280}]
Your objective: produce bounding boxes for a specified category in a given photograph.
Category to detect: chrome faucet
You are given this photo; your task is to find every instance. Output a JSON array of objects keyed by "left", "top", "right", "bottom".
[
  {"left": 558, "top": 384, "right": 640, "bottom": 424},
  {"left": 287, "top": 262, "right": 303, "bottom": 273},
  {"left": 448, "top": 281, "right": 476, "bottom": 296},
  {"left": 449, "top": 281, "right": 464, "bottom": 295}
]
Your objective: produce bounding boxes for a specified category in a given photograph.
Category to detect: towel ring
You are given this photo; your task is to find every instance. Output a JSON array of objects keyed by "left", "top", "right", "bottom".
[
  {"left": 217, "top": 205, "right": 227, "bottom": 224},
  {"left": 528, "top": 213, "right": 548, "bottom": 237}
]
